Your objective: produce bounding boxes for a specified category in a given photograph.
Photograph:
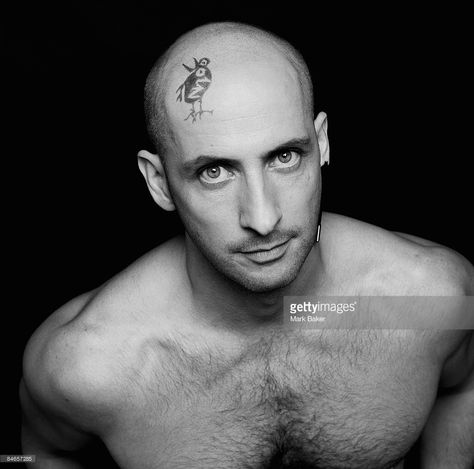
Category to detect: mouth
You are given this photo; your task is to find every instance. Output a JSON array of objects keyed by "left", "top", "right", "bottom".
[{"left": 239, "top": 239, "right": 291, "bottom": 265}]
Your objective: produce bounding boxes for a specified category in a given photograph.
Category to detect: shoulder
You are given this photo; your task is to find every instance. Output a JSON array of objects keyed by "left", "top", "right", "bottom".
[
  {"left": 323, "top": 212, "right": 473, "bottom": 295},
  {"left": 21, "top": 293, "right": 121, "bottom": 435},
  {"left": 80, "top": 234, "right": 186, "bottom": 327},
  {"left": 22, "top": 236, "right": 185, "bottom": 430},
  {"left": 390, "top": 232, "right": 473, "bottom": 296}
]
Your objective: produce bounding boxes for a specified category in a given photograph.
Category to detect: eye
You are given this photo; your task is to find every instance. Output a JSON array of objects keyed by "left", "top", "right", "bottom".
[
  {"left": 270, "top": 150, "right": 301, "bottom": 169},
  {"left": 199, "top": 165, "right": 234, "bottom": 185},
  {"left": 196, "top": 68, "right": 205, "bottom": 76}
]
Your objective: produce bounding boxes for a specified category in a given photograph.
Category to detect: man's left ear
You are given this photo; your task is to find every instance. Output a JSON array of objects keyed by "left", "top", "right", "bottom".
[{"left": 314, "top": 112, "right": 329, "bottom": 167}]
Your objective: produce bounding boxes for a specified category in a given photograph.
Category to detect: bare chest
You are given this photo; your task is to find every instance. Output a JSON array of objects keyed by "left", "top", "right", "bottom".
[{"left": 106, "top": 329, "right": 442, "bottom": 469}]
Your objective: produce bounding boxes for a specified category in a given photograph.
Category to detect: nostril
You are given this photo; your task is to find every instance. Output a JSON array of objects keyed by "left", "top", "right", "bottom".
[{"left": 239, "top": 203, "right": 282, "bottom": 236}]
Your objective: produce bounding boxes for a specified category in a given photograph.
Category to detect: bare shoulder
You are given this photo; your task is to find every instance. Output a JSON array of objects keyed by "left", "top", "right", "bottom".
[
  {"left": 394, "top": 229, "right": 473, "bottom": 294},
  {"left": 21, "top": 290, "right": 119, "bottom": 437},
  {"left": 392, "top": 230, "right": 473, "bottom": 295},
  {"left": 323, "top": 213, "right": 473, "bottom": 379},
  {"left": 78, "top": 234, "right": 187, "bottom": 327},
  {"left": 323, "top": 212, "right": 473, "bottom": 296},
  {"left": 22, "top": 236, "right": 185, "bottom": 435}
]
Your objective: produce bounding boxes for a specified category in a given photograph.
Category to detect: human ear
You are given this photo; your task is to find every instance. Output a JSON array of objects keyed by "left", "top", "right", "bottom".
[
  {"left": 314, "top": 112, "right": 330, "bottom": 167},
  {"left": 137, "top": 150, "right": 176, "bottom": 211}
]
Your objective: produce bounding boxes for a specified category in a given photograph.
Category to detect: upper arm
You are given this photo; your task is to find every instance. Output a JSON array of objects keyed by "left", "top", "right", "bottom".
[
  {"left": 439, "top": 331, "right": 474, "bottom": 389},
  {"left": 405, "top": 242, "right": 474, "bottom": 388},
  {"left": 20, "top": 296, "right": 116, "bottom": 454},
  {"left": 430, "top": 246, "right": 474, "bottom": 388},
  {"left": 20, "top": 328, "right": 94, "bottom": 455},
  {"left": 20, "top": 377, "right": 92, "bottom": 454}
]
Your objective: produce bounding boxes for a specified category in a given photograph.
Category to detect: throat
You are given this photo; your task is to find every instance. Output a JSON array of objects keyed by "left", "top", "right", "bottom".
[{"left": 193, "top": 295, "right": 284, "bottom": 333}]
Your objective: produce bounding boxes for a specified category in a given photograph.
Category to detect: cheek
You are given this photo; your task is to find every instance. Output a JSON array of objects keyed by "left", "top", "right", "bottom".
[
  {"left": 178, "top": 188, "right": 238, "bottom": 237},
  {"left": 280, "top": 168, "right": 320, "bottom": 214}
]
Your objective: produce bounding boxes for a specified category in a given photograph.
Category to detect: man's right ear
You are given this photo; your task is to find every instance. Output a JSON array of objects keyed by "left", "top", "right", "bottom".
[{"left": 137, "top": 150, "right": 176, "bottom": 211}]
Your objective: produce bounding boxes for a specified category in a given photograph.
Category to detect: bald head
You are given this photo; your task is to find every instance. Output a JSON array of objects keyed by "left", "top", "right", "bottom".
[{"left": 144, "top": 22, "right": 314, "bottom": 158}]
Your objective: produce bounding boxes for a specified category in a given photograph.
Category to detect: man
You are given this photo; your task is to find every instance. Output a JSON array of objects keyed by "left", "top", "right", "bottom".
[{"left": 20, "top": 22, "right": 473, "bottom": 468}]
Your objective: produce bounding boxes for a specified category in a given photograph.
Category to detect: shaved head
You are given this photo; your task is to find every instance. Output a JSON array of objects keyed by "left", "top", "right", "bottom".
[
  {"left": 144, "top": 22, "right": 314, "bottom": 159},
  {"left": 139, "top": 22, "right": 327, "bottom": 293}
]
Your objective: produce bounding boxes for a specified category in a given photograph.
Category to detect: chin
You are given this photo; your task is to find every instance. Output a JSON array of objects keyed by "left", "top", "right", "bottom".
[
  {"left": 183, "top": 222, "right": 317, "bottom": 294},
  {"left": 218, "top": 259, "right": 304, "bottom": 294},
  {"left": 229, "top": 241, "right": 316, "bottom": 294},
  {"left": 237, "top": 274, "right": 296, "bottom": 294}
]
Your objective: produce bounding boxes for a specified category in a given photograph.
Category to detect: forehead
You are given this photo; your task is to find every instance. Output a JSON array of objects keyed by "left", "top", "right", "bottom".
[{"left": 165, "top": 55, "right": 311, "bottom": 159}]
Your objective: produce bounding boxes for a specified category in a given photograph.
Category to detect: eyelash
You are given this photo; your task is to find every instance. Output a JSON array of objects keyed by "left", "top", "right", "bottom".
[
  {"left": 270, "top": 149, "right": 302, "bottom": 169},
  {"left": 197, "top": 149, "right": 305, "bottom": 183},
  {"left": 198, "top": 164, "right": 233, "bottom": 178}
]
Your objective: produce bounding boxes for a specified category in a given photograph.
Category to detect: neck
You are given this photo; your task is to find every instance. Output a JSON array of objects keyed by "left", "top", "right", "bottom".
[{"left": 184, "top": 235, "right": 328, "bottom": 332}]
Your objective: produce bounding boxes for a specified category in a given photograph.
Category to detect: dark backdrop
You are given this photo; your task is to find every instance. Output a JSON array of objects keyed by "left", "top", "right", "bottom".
[{"left": 2, "top": 2, "right": 471, "bottom": 466}]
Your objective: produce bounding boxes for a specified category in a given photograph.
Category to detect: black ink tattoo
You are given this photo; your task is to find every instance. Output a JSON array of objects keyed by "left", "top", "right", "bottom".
[{"left": 176, "top": 57, "right": 213, "bottom": 122}]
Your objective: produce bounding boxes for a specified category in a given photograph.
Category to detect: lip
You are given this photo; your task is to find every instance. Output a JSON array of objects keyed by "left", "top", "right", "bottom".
[{"left": 240, "top": 239, "right": 290, "bottom": 264}]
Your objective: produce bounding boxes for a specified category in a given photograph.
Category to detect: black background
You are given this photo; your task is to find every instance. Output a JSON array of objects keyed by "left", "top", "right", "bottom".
[{"left": 2, "top": 2, "right": 472, "bottom": 466}]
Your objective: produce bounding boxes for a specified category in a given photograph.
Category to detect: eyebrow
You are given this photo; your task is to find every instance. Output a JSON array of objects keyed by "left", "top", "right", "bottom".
[{"left": 181, "top": 137, "right": 312, "bottom": 176}]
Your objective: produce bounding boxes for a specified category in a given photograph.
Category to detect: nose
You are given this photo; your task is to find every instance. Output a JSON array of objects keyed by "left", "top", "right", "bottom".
[{"left": 239, "top": 173, "right": 282, "bottom": 236}]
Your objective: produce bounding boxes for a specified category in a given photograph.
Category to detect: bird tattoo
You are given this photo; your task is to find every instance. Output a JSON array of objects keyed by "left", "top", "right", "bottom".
[{"left": 176, "top": 57, "right": 213, "bottom": 122}]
